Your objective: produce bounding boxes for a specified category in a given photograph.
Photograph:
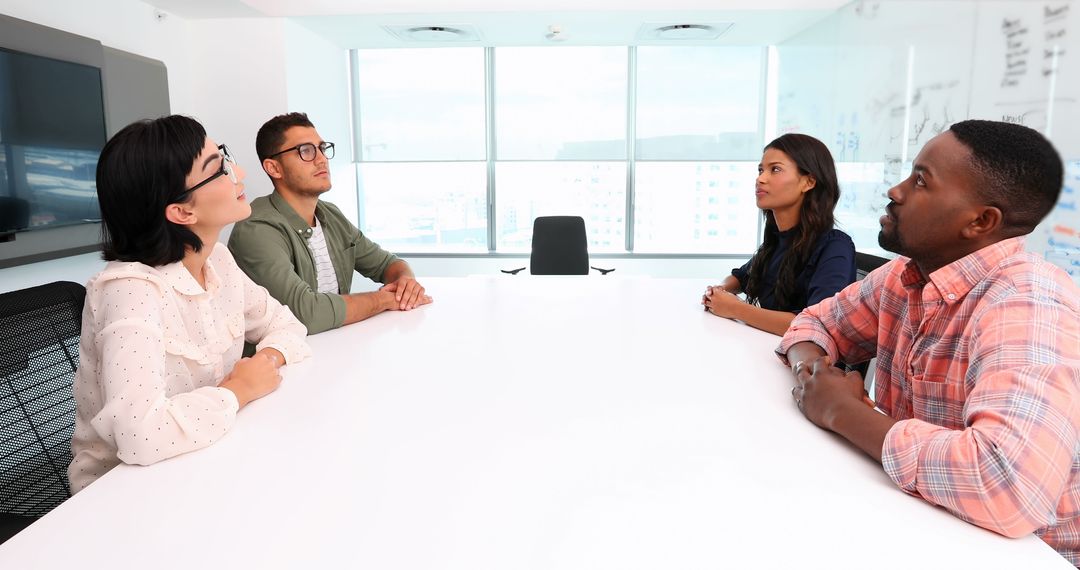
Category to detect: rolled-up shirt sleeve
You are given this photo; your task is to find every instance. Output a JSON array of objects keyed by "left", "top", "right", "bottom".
[
  {"left": 351, "top": 227, "right": 398, "bottom": 283},
  {"left": 776, "top": 264, "right": 884, "bottom": 366},
  {"left": 239, "top": 264, "right": 312, "bottom": 365},
  {"left": 229, "top": 218, "right": 346, "bottom": 334}
]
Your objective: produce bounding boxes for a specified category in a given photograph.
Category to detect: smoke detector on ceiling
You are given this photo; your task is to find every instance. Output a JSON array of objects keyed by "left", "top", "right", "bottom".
[
  {"left": 383, "top": 24, "right": 482, "bottom": 43},
  {"left": 637, "top": 23, "right": 734, "bottom": 42}
]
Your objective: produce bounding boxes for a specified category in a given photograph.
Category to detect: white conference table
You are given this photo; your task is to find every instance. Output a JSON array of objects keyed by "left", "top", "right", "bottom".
[{"left": 0, "top": 277, "right": 1071, "bottom": 569}]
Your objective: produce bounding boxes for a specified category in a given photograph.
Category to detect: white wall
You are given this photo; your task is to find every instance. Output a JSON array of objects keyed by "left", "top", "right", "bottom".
[
  {"left": 284, "top": 19, "right": 358, "bottom": 224},
  {"left": 180, "top": 17, "right": 289, "bottom": 244}
]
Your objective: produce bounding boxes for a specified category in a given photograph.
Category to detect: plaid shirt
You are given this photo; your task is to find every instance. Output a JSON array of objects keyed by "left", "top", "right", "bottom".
[{"left": 777, "top": 237, "right": 1080, "bottom": 566}]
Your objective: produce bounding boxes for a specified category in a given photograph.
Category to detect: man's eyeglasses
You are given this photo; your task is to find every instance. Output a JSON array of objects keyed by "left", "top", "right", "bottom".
[
  {"left": 182, "top": 144, "right": 237, "bottom": 197},
  {"left": 267, "top": 142, "right": 335, "bottom": 162}
]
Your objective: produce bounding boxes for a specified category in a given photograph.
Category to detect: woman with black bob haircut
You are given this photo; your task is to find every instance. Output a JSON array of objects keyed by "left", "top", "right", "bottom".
[
  {"left": 68, "top": 115, "right": 311, "bottom": 494},
  {"left": 701, "top": 133, "right": 856, "bottom": 335}
]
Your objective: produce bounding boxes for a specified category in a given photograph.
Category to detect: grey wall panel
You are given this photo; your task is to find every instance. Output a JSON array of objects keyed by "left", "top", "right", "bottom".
[
  {"left": 0, "top": 224, "right": 101, "bottom": 269},
  {"left": 0, "top": 14, "right": 103, "bottom": 68},
  {"left": 0, "top": 16, "right": 169, "bottom": 269},
  {"left": 102, "top": 46, "right": 170, "bottom": 136}
]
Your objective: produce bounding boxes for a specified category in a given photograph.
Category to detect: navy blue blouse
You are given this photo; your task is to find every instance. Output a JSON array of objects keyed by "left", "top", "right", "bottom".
[{"left": 731, "top": 227, "right": 857, "bottom": 313}]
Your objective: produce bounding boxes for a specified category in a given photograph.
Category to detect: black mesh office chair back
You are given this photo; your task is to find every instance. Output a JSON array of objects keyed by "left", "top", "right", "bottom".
[
  {"left": 530, "top": 216, "right": 591, "bottom": 275},
  {"left": 0, "top": 281, "right": 86, "bottom": 541}
]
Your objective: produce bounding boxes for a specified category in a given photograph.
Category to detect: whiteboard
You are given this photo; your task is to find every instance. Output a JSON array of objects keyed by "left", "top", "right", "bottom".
[
  {"left": 777, "top": 0, "right": 1080, "bottom": 282},
  {"left": 1033, "top": 161, "right": 1080, "bottom": 284},
  {"left": 969, "top": 1, "right": 1079, "bottom": 157}
]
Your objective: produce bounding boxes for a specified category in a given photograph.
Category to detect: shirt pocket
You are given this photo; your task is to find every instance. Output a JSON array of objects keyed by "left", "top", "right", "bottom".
[{"left": 909, "top": 377, "right": 967, "bottom": 430}]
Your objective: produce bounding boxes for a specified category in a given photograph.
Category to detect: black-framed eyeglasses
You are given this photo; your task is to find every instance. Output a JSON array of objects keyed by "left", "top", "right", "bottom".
[
  {"left": 182, "top": 144, "right": 237, "bottom": 197},
  {"left": 267, "top": 142, "right": 335, "bottom": 162}
]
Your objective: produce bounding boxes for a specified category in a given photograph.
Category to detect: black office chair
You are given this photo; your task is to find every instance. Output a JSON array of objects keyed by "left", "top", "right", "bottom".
[
  {"left": 847, "top": 252, "right": 890, "bottom": 388},
  {"left": 0, "top": 281, "right": 86, "bottom": 543},
  {"left": 855, "top": 251, "right": 889, "bottom": 280},
  {"left": 502, "top": 216, "right": 615, "bottom": 276}
]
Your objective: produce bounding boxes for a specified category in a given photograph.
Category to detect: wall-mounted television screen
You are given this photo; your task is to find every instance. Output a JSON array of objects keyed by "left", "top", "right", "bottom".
[{"left": 0, "top": 47, "right": 106, "bottom": 234}]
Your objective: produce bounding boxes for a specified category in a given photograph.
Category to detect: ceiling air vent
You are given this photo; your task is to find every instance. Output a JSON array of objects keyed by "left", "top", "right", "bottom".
[
  {"left": 383, "top": 24, "right": 482, "bottom": 43},
  {"left": 637, "top": 23, "right": 734, "bottom": 42}
]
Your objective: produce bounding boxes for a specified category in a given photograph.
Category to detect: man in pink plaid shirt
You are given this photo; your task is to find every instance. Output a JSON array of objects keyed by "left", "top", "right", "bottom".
[{"left": 777, "top": 120, "right": 1080, "bottom": 566}]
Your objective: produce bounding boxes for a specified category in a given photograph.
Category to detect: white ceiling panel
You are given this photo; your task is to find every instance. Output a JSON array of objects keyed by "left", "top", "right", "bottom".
[{"left": 139, "top": 0, "right": 854, "bottom": 47}]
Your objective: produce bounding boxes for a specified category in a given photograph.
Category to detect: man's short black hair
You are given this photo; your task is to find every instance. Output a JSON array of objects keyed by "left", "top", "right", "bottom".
[
  {"left": 255, "top": 112, "right": 315, "bottom": 161},
  {"left": 949, "top": 119, "right": 1063, "bottom": 234},
  {"left": 97, "top": 115, "right": 206, "bottom": 266}
]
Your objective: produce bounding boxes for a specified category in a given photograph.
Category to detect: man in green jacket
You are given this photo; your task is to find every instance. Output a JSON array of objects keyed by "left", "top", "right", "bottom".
[{"left": 229, "top": 112, "right": 432, "bottom": 334}]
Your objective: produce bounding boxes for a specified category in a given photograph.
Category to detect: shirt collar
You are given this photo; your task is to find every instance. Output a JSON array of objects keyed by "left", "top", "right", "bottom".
[
  {"left": 901, "top": 236, "right": 1026, "bottom": 304},
  {"left": 157, "top": 255, "right": 222, "bottom": 297},
  {"left": 269, "top": 190, "right": 324, "bottom": 241},
  {"left": 767, "top": 224, "right": 799, "bottom": 239}
]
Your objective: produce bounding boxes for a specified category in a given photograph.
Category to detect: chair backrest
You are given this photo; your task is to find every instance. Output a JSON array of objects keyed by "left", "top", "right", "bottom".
[
  {"left": 0, "top": 281, "right": 86, "bottom": 517},
  {"left": 530, "top": 216, "right": 590, "bottom": 275},
  {"left": 850, "top": 253, "right": 888, "bottom": 382},
  {"left": 855, "top": 251, "right": 890, "bottom": 281}
]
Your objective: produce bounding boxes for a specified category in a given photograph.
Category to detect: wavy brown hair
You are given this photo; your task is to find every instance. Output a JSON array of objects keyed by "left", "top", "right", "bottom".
[{"left": 744, "top": 133, "right": 840, "bottom": 309}]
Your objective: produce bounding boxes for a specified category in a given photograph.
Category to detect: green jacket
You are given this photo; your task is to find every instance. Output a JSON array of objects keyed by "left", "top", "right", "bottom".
[{"left": 228, "top": 191, "right": 398, "bottom": 334}]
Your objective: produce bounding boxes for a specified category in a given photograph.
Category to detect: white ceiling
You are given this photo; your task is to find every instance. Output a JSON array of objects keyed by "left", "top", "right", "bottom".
[
  {"left": 146, "top": 0, "right": 854, "bottom": 17},
  {"left": 142, "top": 0, "right": 855, "bottom": 47}
]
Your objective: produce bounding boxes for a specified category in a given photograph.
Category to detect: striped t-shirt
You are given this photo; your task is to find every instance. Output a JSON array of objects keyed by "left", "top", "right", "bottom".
[{"left": 307, "top": 220, "right": 338, "bottom": 294}]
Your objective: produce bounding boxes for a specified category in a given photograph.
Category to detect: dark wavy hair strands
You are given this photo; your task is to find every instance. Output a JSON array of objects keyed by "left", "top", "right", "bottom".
[
  {"left": 97, "top": 115, "right": 207, "bottom": 266},
  {"left": 743, "top": 134, "right": 840, "bottom": 309}
]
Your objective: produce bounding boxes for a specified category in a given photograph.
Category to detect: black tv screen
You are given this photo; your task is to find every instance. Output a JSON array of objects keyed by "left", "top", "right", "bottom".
[{"left": 0, "top": 47, "right": 106, "bottom": 233}]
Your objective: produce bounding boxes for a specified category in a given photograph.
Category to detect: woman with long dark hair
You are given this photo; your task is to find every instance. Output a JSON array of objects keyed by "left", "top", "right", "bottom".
[
  {"left": 702, "top": 133, "right": 856, "bottom": 335},
  {"left": 68, "top": 115, "right": 311, "bottom": 493}
]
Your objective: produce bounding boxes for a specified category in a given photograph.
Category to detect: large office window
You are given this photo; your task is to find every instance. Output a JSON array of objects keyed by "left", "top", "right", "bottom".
[
  {"left": 634, "top": 162, "right": 760, "bottom": 254},
  {"left": 352, "top": 48, "right": 487, "bottom": 252},
  {"left": 495, "top": 47, "right": 627, "bottom": 251},
  {"left": 633, "top": 47, "right": 765, "bottom": 253},
  {"left": 357, "top": 162, "right": 488, "bottom": 251},
  {"left": 351, "top": 45, "right": 769, "bottom": 255},
  {"left": 495, "top": 162, "right": 626, "bottom": 252},
  {"left": 353, "top": 49, "right": 485, "bottom": 161},
  {"left": 635, "top": 47, "right": 764, "bottom": 161},
  {"left": 495, "top": 47, "right": 627, "bottom": 161}
]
